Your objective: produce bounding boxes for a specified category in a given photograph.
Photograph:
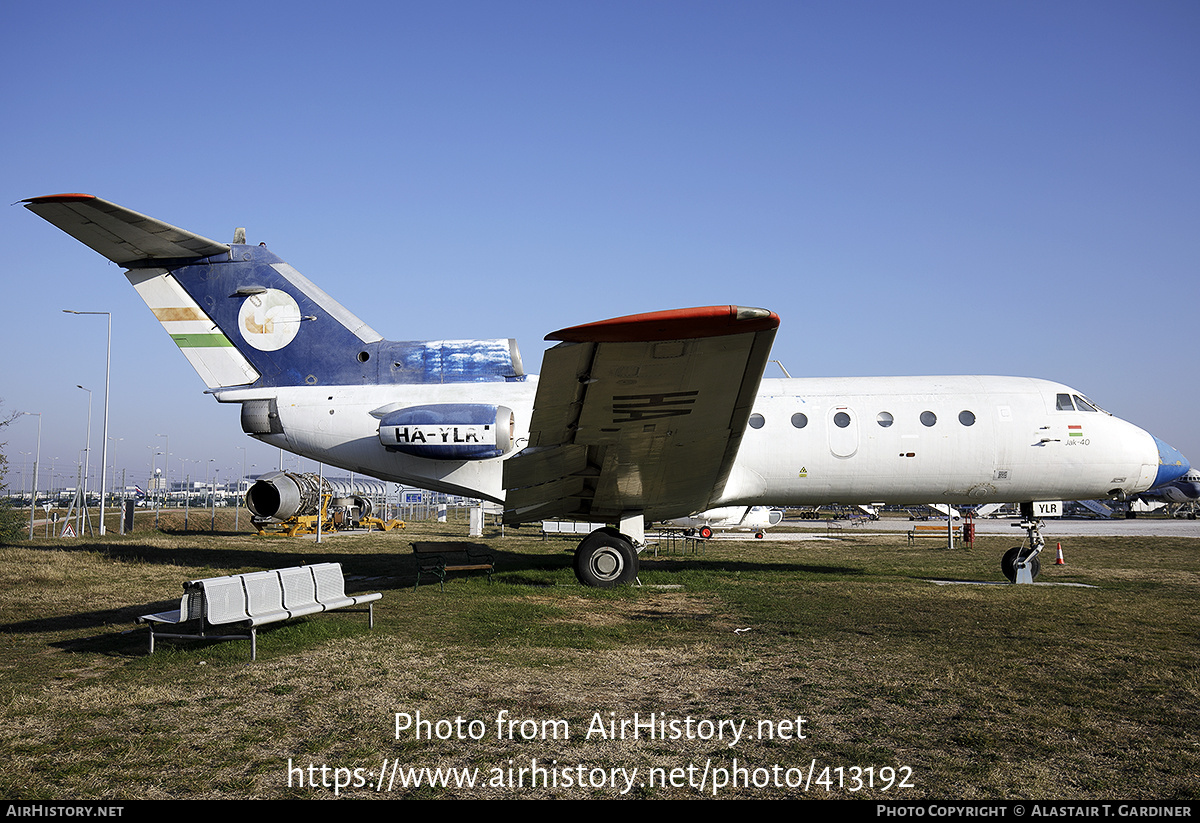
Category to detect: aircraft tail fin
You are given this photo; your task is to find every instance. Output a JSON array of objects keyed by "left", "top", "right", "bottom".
[
  {"left": 25, "top": 194, "right": 522, "bottom": 391},
  {"left": 24, "top": 194, "right": 269, "bottom": 389}
]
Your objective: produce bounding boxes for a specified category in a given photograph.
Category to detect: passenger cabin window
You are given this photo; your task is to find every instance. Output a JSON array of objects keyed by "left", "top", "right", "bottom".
[
  {"left": 1056, "top": 393, "right": 1075, "bottom": 411},
  {"left": 959, "top": 410, "right": 976, "bottom": 426},
  {"left": 791, "top": 413, "right": 808, "bottom": 428},
  {"left": 920, "top": 411, "right": 937, "bottom": 427},
  {"left": 748, "top": 413, "right": 765, "bottom": 429},
  {"left": 877, "top": 411, "right": 894, "bottom": 428},
  {"left": 833, "top": 412, "right": 851, "bottom": 428}
]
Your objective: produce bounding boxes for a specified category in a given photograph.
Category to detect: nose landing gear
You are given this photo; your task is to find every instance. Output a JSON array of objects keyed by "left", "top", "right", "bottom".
[{"left": 1002, "top": 502, "right": 1046, "bottom": 583}]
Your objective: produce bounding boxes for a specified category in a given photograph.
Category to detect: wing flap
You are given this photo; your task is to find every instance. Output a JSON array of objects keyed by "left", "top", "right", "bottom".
[
  {"left": 504, "top": 475, "right": 591, "bottom": 522},
  {"left": 23, "top": 194, "right": 229, "bottom": 265},
  {"left": 502, "top": 444, "right": 590, "bottom": 491},
  {"left": 504, "top": 305, "right": 778, "bottom": 524},
  {"left": 521, "top": 342, "right": 593, "bottom": 447}
]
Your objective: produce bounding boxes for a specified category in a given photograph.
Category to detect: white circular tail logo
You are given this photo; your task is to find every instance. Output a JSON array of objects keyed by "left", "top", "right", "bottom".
[{"left": 238, "top": 290, "right": 302, "bottom": 351}]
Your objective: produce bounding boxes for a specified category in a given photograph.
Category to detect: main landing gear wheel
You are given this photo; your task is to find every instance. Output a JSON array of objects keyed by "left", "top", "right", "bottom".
[
  {"left": 574, "top": 529, "right": 639, "bottom": 588},
  {"left": 1001, "top": 547, "right": 1041, "bottom": 584},
  {"left": 699, "top": 526, "right": 714, "bottom": 539}
]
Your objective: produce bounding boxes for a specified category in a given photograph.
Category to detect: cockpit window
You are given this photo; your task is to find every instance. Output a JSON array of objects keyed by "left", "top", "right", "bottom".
[{"left": 1057, "top": 392, "right": 1111, "bottom": 414}]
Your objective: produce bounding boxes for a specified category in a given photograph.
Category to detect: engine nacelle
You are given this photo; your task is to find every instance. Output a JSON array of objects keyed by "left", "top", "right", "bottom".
[
  {"left": 245, "top": 471, "right": 327, "bottom": 520},
  {"left": 246, "top": 473, "right": 386, "bottom": 524},
  {"left": 378, "top": 404, "right": 515, "bottom": 460}
]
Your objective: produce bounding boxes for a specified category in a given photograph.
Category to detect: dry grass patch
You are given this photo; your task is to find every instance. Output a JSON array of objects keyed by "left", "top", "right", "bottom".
[
  {"left": 530, "top": 590, "right": 729, "bottom": 630},
  {"left": 2, "top": 524, "right": 1199, "bottom": 798}
]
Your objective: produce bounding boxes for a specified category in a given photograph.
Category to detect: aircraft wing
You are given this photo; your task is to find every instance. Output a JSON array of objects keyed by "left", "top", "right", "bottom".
[
  {"left": 503, "top": 305, "right": 779, "bottom": 524},
  {"left": 23, "top": 194, "right": 228, "bottom": 266}
]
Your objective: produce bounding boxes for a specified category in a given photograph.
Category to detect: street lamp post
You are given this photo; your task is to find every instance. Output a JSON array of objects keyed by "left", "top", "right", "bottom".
[
  {"left": 76, "top": 385, "right": 91, "bottom": 536},
  {"left": 156, "top": 434, "right": 169, "bottom": 514},
  {"left": 109, "top": 437, "right": 123, "bottom": 534},
  {"left": 19, "top": 452, "right": 30, "bottom": 506},
  {"left": 20, "top": 413, "right": 41, "bottom": 540},
  {"left": 204, "top": 459, "right": 216, "bottom": 532},
  {"left": 180, "top": 457, "right": 190, "bottom": 531},
  {"left": 236, "top": 447, "right": 247, "bottom": 532},
  {"left": 64, "top": 311, "right": 111, "bottom": 535},
  {"left": 148, "top": 447, "right": 161, "bottom": 529},
  {"left": 49, "top": 456, "right": 58, "bottom": 527}
]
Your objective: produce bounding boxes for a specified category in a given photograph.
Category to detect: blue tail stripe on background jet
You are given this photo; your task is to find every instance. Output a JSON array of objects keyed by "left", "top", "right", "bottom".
[{"left": 23, "top": 194, "right": 1191, "bottom": 587}]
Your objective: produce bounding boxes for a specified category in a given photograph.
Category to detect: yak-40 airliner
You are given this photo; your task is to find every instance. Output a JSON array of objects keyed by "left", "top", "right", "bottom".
[{"left": 25, "top": 194, "right": 1191, "bottom": 586}]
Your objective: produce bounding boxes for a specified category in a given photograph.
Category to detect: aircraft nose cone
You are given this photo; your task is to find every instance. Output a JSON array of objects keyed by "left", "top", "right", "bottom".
[{"left": 1153, "top": 436, "right": 1190, "bottom": 488}]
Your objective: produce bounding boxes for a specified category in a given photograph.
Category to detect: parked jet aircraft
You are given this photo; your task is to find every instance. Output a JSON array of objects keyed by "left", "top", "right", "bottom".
[
  {"left": 1137, "top": 469, "right": 1200, "bottom": 505},
  {"left": 1129, "top": 469, "right": 1200, "bottom": 518},
  {"left": 665, "top": 506, "right": 783, "bottom": 538},
  {"left": 24, "top": 194, "right": 1192, "bottom": 585}
]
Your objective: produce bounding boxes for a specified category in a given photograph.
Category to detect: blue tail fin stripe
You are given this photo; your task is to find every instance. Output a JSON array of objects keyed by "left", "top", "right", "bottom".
[{"left": 166, "top": 245, "right": 521, "bottom": 387}]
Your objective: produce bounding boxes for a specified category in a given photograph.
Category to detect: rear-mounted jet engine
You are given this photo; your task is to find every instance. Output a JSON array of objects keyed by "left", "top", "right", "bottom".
[{"left": 376, "top": 403, "right": 515, "bottom": 460}]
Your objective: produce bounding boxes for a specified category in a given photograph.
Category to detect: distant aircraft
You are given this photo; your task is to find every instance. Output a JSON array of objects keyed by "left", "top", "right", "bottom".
[
  {"left": 25, "top": 194, "right": 1192, "bottom": 585},
  {"left": 1137, "top": 469, "right": 1200, "bottom": 505},
  {"left": 664, "top": 506, "right": 784, "bottom": 538},
  {"left": 1129, "top": 469, "right": 1200, "bottom": 518}
]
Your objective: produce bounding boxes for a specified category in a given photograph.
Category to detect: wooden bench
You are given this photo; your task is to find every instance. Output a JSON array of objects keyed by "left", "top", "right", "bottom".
[
  {"left": 412, "top": 542, "right": 495, "bottom": 590},
  {"left": 907, "top": 523, "right": 953, "bottom": 544},
  {"left": 138, "top": 562, "right": 382, "bottom": 660}
]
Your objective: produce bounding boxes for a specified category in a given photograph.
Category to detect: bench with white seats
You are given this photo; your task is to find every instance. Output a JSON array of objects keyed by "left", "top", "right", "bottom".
[{"left": 138, "top": 562, "right": 381, "bottom": 660}]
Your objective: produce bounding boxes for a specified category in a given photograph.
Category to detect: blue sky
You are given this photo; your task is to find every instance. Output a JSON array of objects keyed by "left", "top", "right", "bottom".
[{"left": 2, "top": 1, "right": 1197, "bottom": 494}]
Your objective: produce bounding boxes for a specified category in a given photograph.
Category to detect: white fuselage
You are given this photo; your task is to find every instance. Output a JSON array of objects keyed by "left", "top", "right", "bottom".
[
  {"left": 715, "top": 376, "right": 1160, "bottom": 507},
  {"left": 217, "top": 374, "right": 1162, "bottom": 515}
]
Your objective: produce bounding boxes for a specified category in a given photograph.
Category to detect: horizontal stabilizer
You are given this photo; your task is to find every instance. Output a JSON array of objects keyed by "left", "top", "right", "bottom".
[{"left": 23, "top": 194, "right": 229, "bottom": 266}]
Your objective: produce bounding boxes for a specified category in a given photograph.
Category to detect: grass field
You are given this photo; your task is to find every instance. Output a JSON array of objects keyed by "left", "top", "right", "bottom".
[{"left": 1, "top": 514, "right": 1197, "bottom": 799}]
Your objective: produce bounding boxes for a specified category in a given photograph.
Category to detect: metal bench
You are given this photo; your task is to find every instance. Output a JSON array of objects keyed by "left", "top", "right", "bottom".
[{"left": 138, "top": 562, "right": 381, "bottom": 660}]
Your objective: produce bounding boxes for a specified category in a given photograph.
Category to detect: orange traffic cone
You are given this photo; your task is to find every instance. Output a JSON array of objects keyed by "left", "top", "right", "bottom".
[{"left": 1054, "top": 543, "right": 1065, "bottom": 565}]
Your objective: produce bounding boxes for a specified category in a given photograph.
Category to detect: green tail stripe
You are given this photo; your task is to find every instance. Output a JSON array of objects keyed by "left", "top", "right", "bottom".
[{"left": 171, "top": 333, "right": 235, "bottom": 348}]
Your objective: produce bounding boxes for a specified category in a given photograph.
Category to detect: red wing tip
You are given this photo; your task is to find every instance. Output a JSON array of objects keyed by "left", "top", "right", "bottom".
[
  {"left": 23, "top": 193, "right": 98, "bottom": 205},
  {"left": 547, "top": 305, "right": 779, "bottom": 343}
]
